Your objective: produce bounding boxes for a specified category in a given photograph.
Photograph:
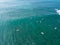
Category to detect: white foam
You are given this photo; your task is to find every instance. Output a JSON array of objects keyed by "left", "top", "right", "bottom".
[
  {"left": 16, "top": 29, "right": 20, "bottom": 32},
  {"left": 55, "top": 9, "right": 60, "bottom": 15},
  {"left": 41, "top": 32, "right": 44, "bottom": 35},
  {"left": 54, "top": 27, "right": 57, "bottom": 30}
]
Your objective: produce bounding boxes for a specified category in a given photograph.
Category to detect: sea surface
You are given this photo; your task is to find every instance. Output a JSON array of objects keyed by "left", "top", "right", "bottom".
[{"left": 0, "top": 0, "right": 60, "bottom": 45}]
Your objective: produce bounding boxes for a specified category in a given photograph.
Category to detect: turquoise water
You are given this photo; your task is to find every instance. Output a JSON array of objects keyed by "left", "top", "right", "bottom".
[
  {"left": 0, "top": 15, "right": 60, "bottom": 45},
  {"left": 0, "top": 0, "right": 60, "bottom": 45}
]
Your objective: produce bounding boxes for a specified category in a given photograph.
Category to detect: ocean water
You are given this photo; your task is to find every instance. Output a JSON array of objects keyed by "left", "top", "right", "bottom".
[{"left": 0, "top": 0, "right": 60, "bottom": 45}]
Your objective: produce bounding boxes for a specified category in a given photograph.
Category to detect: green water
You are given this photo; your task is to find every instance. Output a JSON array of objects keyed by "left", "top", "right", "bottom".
[
  {"left": 0, "top": 0, "right": 60, "bottom": 45},
  {"left": 0, "top": 15, "right": 60, "bottom": 45}
]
